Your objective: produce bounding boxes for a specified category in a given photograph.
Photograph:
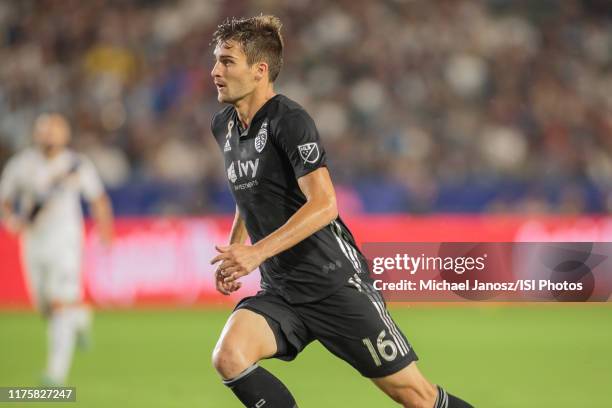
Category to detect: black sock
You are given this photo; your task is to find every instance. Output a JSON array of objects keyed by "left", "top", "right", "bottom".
[
  {"left": 435, "top": 385, "right": 474, "bottom": 408},
  {"left": 223, "top": 364, "right": 297, "bottom": 408}
]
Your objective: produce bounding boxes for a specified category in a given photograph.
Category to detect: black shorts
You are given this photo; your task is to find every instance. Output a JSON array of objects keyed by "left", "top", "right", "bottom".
[{"left": 234, "top": 274, "right": 418, "bottom": 378}]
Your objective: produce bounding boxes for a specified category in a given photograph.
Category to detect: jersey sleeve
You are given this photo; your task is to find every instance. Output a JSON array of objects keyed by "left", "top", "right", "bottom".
[
  {"left": 210, "top": 112, "right": 220, "bottom": 145},
  {"left": 210, "top": 110, "right": 227, "bottom": 150},
  {"left": 78, "top": 156, "right": 105, "bottom": 201},
  {"left": 275, "top": 110, "right": 327, "bottom": 179},
  {"left": 0, "top": 156, "right": 20, "bottom": 202}
]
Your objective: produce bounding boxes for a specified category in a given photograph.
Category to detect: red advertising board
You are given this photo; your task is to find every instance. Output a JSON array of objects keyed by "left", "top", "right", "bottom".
[{"left": 1, "top": 216, "right": 611, "bottom": 308}]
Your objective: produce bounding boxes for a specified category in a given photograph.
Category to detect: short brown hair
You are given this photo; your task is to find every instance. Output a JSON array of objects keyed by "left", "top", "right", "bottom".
[{"left": 212, "top": 15, "right": 284, "bottom": 82}]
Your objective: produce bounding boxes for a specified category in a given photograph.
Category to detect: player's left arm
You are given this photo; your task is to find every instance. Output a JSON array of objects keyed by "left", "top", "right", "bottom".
[
  {"left": 90, "top": 193, "right": 114, "bottom": 246},
  {"left": 79, "top": 156, "right": 114, "bottom": 246},
  {"left": 212, "top": 166, "right": 337, "bottom": 283}
]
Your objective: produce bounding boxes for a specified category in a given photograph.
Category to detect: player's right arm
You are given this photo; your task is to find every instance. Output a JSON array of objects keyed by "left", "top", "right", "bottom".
[
  {"left": 215, "top": 205, "right": 247, "bottom": 295},
  {"left": 228, "top": 205, "right": 248, "bottom": 245},
  {"left": 210, "top": 111, "right": 245, "bottom": 295},
  {"left": 0, "top": 156, "right": 23, "bottom": 235},
  {"left": 0, "top": 200, "right": 23, "bottom": 234}
]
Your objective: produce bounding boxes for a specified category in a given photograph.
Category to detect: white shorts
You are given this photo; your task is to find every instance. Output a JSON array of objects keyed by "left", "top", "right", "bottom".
[{"left": 22, "top": 238, "right": 83, "bottom": 308}]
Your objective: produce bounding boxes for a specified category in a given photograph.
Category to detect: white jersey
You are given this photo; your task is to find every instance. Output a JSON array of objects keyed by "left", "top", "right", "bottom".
[{"left": 0, "top": 147, "right": 104, "bottom": 249}]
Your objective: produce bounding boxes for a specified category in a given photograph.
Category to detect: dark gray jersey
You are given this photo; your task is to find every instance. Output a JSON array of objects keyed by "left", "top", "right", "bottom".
[{"left": 211, "top": 94, "right": 367, "bottom": 303}]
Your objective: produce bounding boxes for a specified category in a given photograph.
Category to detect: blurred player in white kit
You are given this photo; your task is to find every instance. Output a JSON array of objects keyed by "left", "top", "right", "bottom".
[{"left": 0, "top": 113, "right": 114, "bottom": 385}]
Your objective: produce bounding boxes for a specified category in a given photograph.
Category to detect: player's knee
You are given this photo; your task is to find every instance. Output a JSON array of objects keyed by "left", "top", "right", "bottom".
[
  {"left": 44, "top": 301, "right": 66, "bottom": 317},
  {"left": 212, "top": 341, "right": 251, "bottom": 380}
]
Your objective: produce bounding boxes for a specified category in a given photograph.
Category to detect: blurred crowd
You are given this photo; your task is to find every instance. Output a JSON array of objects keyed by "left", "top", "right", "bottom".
[{"left": 1, "top": 0, "right": 611, "bottom": 214}]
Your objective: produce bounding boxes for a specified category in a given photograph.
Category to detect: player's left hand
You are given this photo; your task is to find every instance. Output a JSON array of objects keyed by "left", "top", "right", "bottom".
[
  {"left": 210, "top": 244, "right": 265, "bottom": 283},
  {"left": 214, "top": 267, "right": 242, "bottom": 295}
]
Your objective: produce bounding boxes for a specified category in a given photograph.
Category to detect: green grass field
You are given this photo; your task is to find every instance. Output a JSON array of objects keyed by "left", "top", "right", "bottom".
[{"left": 1, "top": 305, "right": 611, "bottom": 407}]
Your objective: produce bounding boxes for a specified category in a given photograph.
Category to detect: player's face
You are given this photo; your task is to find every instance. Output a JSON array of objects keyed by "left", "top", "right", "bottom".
[
  {"left": 211, "top": 41, "right": 258, "bottom": 104},
  {"left": 34, "top": 115, "right": 70, "bottom": 157}
]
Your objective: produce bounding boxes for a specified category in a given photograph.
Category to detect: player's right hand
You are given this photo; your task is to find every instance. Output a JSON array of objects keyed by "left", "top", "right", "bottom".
[
  {"left": 3, "top": 215, "right": 24, "bottom": 235},
  {"left": 215, "top": 267, "right": 242, "bottom": 295}
]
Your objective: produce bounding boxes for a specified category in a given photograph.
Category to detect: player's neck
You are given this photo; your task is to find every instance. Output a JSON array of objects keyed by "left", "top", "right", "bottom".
[
  {"left": 39, "top": 147, "right": 65, "bottom": 160},
  {"left": 234, "top": 85, "right": 275, "bottom": 129}
]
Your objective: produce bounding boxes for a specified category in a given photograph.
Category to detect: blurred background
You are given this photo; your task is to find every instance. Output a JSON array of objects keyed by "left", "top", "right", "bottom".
[
  {"left": 1, "top": 0, "right": 611, "bottom": 215},
  {"left": 1, "top": 0, "right": 611, "bottom": 407}
]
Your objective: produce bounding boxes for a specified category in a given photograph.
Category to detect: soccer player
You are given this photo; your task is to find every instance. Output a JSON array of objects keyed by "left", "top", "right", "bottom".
[
  {"left": 0, "top": 113, "right": 114, "bottom": 385},
  {"left": 209, "top": 16, "right": 473, "bottom": 408}
]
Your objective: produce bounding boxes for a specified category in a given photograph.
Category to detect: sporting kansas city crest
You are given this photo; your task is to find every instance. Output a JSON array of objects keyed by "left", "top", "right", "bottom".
[
  {"left": 255, "top": 120, "right": 268, "bottom": 153},
  {"left": 298, "top": 142, "right": 320, "bottom": 164},
  {"left": 227, "top": 162, "right": 237, "bottom": 183}
]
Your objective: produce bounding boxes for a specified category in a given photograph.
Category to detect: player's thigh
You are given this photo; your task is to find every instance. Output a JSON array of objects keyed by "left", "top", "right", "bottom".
[
  {"left": 46, "top": 250, "right": 82, "bottom": 306},
  {"left": 21, "top": 244, "right": 47, "bottom": 310},
  {"left": 214, "top": 308, "right": 278, "bottom": 363},
  {"left": 232, "top": 293, "right": 312, "bottom": 363}
]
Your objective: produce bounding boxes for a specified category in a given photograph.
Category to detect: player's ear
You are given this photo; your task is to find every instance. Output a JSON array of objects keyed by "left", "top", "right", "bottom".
[{"left": 254, "top": 62, "right": 268, "bottom": 81}]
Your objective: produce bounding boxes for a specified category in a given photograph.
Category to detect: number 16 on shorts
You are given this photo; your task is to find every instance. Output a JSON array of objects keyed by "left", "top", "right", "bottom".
[{"left": 362, "top": 330, "right": 398, "bottom": 366}]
